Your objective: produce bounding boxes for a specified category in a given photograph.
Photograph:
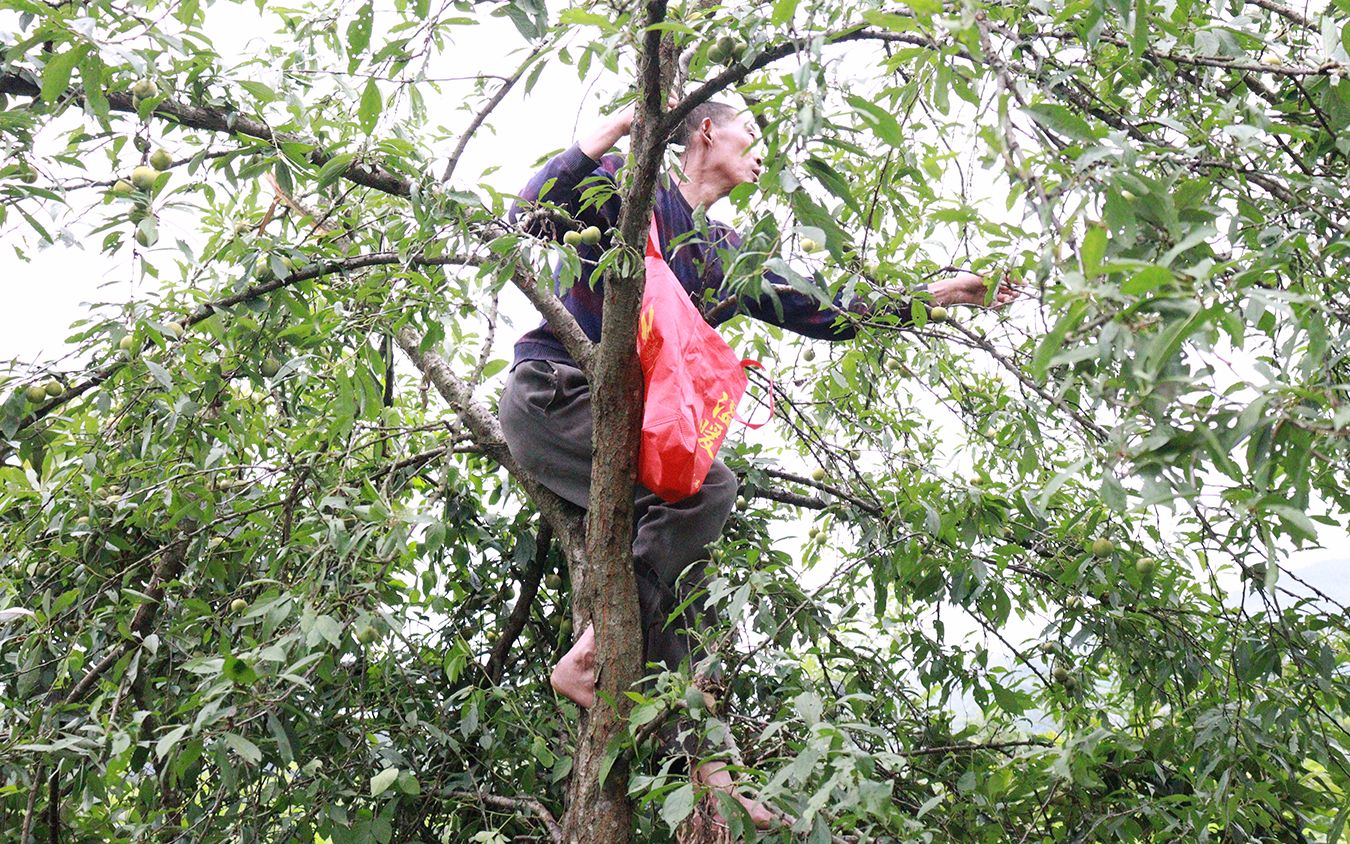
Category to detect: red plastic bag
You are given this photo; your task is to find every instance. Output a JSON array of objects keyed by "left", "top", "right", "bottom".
[{"left": 637, "top": 218, "right": 770, "bottom": 502}]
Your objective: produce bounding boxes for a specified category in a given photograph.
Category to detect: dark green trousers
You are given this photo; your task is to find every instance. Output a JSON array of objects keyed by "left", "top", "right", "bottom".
[{"left": 499, "top": 359, "right": 737, "bottom": 676}]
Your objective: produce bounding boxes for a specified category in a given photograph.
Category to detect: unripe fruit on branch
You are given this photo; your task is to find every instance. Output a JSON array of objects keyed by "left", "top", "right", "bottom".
[
  {"left": 713, "top": 35, "right": 742, "bottom": 63},
  {"left": 43, "top": 380, "right": 62, "bottom": 397},
  {"left": 130, "top": 166, "right": 159, "bottom": 190},
  {"left": 929, "top": 305, "right": 949, "bottom": 322},
  {"left": 131, "top": 79, "right": 159, "bottom": 99},
  {"left": 562, "top": 229, "right": 582, "bottom": 246},
  {"left": 579, "top": 226, "right": 602, "bottom": 245},
  {"left": 24, "top": 384, "right": 47, "bottom": 403},
  {"left": 810, "top": 467, "right": 826, "bottom": 482},
  {"left": 1091, "top": 537, "right": 1114, "bottom": 557},
  {"left": 229, "top": 598, "right": 248, "bottom": 613},
  {"left": 149, "top": 149, "right": 172, "bottom": 170},
  {"left": 801, "top": 238, "right": 822, "bottom": 253}
]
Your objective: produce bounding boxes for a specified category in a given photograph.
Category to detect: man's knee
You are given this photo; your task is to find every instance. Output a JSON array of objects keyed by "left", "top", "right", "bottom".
[{"left": 701, "top": 461, "right": 738, "bottom": 518}]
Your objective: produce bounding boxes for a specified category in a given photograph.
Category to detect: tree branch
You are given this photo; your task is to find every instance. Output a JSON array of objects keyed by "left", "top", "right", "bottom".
[
  {"left": 8, "top": 251, "right": 482, "bottom": 438},
  {"left": 441, "top": 46, "right": 545, "bottom": 184},
  {"left": 1243, "top": 0, "right": 1316, "bottom": 29},
  {"left": 46, "top": 536, "right": 190, "bottom": 707},
  {"left": 485, "top": 522, "right": 552, "bottom": 683},
  {"left": 450, "top": 790, "right": 562, "bottom": 843},
  {"left": 503, "top": 254, "right": 596, "bottom": 373},
  {"left": 0, "top": 72, "right": 413, "bottom": 197}
]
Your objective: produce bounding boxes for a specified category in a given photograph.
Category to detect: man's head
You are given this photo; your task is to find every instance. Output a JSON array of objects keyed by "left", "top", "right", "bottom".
[{"left": 671, "top": 101, "right": 763, "bottom": 195}]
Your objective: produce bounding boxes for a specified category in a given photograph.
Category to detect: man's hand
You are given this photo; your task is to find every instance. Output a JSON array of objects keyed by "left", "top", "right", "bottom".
[
  {"left": 928, "top": 271, "right": 1020, "bottom": 309},
  {"left": 579, "top": 96, "right": 681, "bottom": 160}
]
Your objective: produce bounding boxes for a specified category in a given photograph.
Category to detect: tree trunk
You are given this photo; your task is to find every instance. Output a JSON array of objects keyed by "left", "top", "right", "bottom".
[{"left": 559, "top": 1, "right": 670, "bottom": 840}]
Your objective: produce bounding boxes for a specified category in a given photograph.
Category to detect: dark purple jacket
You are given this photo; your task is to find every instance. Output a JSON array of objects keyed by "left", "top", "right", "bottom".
[{"left": 509, "top": 144, "right": 910, "bottom": 367}]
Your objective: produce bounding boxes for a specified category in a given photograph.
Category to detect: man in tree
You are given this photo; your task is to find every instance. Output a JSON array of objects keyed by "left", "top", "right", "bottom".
[{"left": 498, "top": 99, "right": 1019, "bottom": 824}]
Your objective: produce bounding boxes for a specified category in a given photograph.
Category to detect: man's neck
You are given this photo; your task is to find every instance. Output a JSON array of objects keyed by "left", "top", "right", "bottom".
[
  {"left": 677, "top": 182, "right": 723, "bottom": 212},
  {"left": 674, "top": 158, "right": 727, "bottom": 211}
]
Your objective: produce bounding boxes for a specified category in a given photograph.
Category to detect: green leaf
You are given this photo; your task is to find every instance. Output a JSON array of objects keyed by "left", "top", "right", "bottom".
[
  {"left": 347, "top": 1, "right": 374, "bottom": 59},
  {"left": 846, "top": 95, "right": 904, "bottom": 147},
  {"left": 370, "top": 766, "right": 399, "bottom": 796},
  {"left": 1024, "top": 103, "right": 1096, "bottom": 142},
  {"left": 1120, "top": 265, "right": 1172, "bottom": 296},
  {"left": 771, "top": 0, "right": 798, "bottom": 26},
  {"left": 42, "top": 45, "right": 86, "bottom": 104},
  {"left": 238, "top": 80, "right": 277, "bottom": 105},
  {"left": 896, "top": 0, "right": 940, "bottom": 16},
  {"left": 1265, "top": 505, "right": 1318, "bottom": 542},
  {"left": 79, "top": 53, "right": 108, "bottom": 119},
  {"left": 557, "top": 8, "right": 613, "bottom": 28},
  {"left": 155, "top": 724, "right": 190, "bottom": 760},
  {"left": 359, "top": 79, "right": 382, "bottom": 135},
  {"left": 223, "top": 655, "right": 257, "bottom": 685},
  {"left": 1144, "top": 305, "right": 1209, "bottom": 377},
  {"left": 145, "top": 360, "right": 174, "bottom": 390},
  {"left": 396, "top": 770, "right": 421, "bottom": 795},
  {"left": 1031, "top": 300, "right": 1088, "bottom": 379},
  {"left": 223, "top": 732, "right": 261, "bottom": 764},
  {"left": 316, "top": 153, "right": 356, "bottom": 190},
  {"left": 860, "top": 9, "right": 918, "bottom": 31},
  {"left": 310, "top": 614, "right": 344, "bottom": 648},
  {"left": 802, "top": 157, "right": 864, "bottom": 219},
  {"left": 660, "top": 783, "right": 695, "bottom": 828},
  {"left": 1081, "top": 225, "right": 1107, "bottom": 276}
]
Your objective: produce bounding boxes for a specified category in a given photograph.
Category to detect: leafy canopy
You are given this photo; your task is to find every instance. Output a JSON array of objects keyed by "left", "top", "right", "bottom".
[{"left": 1, "top": 0, "right": 1349, "bottom": 840}]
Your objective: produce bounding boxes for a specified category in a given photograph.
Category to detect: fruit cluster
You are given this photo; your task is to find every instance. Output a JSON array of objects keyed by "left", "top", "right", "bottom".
[
  {"left": 707, "top": 35, "right": 744, "bottom": 64},
  {"left": 109, "top": 139, "right": 175, "bottom": 247},
  {"left": 562, "top": 226, "right": 602, "bottom": 247},
  {"left": 23, "top": 380, "right": 64, "bottom": 403}
]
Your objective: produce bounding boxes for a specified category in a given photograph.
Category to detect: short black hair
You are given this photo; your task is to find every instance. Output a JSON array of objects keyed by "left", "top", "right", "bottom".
[{"left": 669, "top": 101, "right": 740, "bottom": 147}]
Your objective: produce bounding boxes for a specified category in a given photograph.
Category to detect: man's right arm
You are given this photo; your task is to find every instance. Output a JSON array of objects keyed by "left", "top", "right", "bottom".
[{"left": 509, "top": 109, "right": 635, "bottom": 237}]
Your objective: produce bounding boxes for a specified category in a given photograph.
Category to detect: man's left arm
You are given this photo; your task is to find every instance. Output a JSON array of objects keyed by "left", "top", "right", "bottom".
[{"left": 725, "top": 229, "right": 1019, "bottom": 339}]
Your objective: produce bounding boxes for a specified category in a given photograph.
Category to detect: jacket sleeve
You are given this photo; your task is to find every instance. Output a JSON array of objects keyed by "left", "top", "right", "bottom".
[
  {"left": 508, "top": 144, "right": 624, "bottom": 239},
  {"left": 717, "top": 225, "right": 924, "bottom": 341}
]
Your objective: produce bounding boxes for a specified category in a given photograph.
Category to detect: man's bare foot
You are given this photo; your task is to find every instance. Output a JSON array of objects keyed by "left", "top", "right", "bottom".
[
  {"left": 550, "top": 623, "right": 596, "bottom": 708},
  {"left": 694, "top": 759, "right": 777, "bottom": 830}
]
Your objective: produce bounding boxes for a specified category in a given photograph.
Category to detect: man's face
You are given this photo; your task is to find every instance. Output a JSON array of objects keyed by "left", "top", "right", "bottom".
[{"left": 706, "top": 114, "right": 763, "bottom": 187}]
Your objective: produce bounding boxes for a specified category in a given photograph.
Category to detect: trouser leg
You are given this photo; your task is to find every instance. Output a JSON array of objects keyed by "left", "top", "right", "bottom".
[
  {"left": 631, "top": 461, "right": 737, "bottom": 673},
  {"left": 498, "top": 359, "right": 736, "bottom": 671}
]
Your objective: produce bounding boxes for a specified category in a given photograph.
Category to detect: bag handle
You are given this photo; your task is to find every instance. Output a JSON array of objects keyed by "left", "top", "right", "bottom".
[
  {"left": 736, "top": 359, "right": 774, "bottom": 429},
  {"left": 646, "top": 217, "right": 663, "bottom": 261}
]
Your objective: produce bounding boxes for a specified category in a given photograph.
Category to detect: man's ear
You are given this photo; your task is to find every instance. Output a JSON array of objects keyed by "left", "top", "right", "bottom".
[{"left": 699, "top": 117, "right": 715, "bottom": 146}]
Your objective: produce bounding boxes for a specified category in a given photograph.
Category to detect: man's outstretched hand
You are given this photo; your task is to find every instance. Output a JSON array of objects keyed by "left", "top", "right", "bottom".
[{"left": 928, "top": 271, "right": 1021, "bottom": 310}]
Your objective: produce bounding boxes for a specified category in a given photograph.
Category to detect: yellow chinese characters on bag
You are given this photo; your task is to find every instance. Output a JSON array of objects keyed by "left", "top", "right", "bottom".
[{"left": 697, "top": 391, "right": 735, "bottom": 459}]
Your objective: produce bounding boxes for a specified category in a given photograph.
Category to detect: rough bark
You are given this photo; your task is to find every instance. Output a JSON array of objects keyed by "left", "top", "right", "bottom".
[{"left": 558, "top": 1, "right": 670, "bottom": 841}]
